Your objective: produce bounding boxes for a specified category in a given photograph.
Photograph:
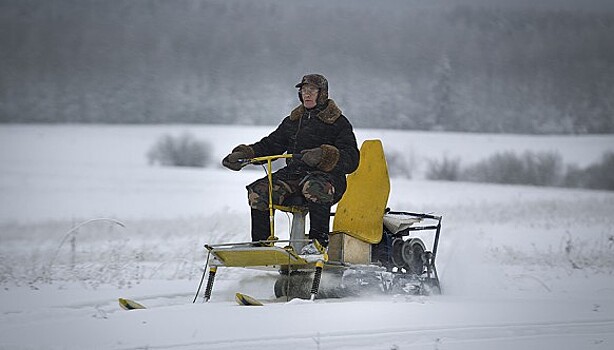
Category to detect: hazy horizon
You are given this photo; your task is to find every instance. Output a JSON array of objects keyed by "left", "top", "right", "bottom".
[{"left": 1, "top": 0, "right": 613, "bottom": 133}]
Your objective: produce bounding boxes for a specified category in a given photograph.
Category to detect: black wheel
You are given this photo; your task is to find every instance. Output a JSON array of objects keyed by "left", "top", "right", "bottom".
[
  {"left": 275, "top": 272, "right": 312, "bottom": 299},
  {"left": 391, "top": 238, "right": 407, "bottom": 270},
  {"left": 274, "top": 275, "right": 288, "bottom": 298},
  {"left": 401, "top": 239, "right": 426, "bottom": 274}
]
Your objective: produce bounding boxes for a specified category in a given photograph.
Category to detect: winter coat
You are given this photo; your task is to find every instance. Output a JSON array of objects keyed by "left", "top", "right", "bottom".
[{"left": 234, "top": 99, "right": 360, "bottom": 197}]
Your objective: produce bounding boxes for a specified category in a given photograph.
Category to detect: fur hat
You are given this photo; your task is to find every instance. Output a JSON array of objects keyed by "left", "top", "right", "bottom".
[{"left": 295, "top": 74, "right": 328, "bottom": 106}]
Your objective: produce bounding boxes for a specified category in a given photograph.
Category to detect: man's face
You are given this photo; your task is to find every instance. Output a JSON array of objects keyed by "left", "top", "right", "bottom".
[{"left": 300, "top": 84, "right": 319, "bottom": 109}]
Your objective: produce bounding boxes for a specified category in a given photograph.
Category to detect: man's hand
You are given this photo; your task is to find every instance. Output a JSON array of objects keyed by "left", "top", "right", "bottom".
[
  {"left": 222, "top": 151, "right": 247, "bottom": 171},
  {"left": 301, "top": 147, "right": 323, "bottom": 168}
]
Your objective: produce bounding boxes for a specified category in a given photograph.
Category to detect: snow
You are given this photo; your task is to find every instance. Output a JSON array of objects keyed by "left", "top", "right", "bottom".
[{"left": 1, "top": 124, "right": 613, "bottom": 349}]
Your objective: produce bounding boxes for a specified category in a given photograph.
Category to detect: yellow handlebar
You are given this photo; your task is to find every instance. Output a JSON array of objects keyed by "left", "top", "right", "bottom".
[{"left": 246, "top": 153, "right": 299, "bottom": 164}]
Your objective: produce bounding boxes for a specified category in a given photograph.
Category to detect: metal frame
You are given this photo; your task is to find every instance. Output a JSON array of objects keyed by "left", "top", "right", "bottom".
[{"left": 384, "top": 210, "right": 442, "bottom": 292}]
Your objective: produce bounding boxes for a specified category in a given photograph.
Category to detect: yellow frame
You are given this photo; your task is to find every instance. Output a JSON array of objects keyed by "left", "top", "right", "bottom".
[{"left": 248, "top": 154, "right": 296, "bottom": 240}]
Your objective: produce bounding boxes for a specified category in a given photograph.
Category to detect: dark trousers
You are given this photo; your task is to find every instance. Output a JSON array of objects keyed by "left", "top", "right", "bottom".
[
  {"left": 251, "top": 201, "right": 331, "bottom": 246},
  {"left": 247, "top": 170, "right": 339, "bottom": 247}
]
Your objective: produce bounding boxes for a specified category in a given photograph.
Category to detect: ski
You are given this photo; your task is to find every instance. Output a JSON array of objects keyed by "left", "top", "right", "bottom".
[
  {"left": 118, "top": 297, "right": 147, "bottom": 310},
  {"left": 234, "top": 292, "right": 264, "bottom": 306}
]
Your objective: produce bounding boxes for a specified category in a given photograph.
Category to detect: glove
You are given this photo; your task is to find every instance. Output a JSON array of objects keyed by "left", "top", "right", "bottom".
[
  {"left": 222, "top": 151, "right": 247, "bottom": 171},
  {"left": 301, "top": 147, "right": 323, "bottom": 168}
]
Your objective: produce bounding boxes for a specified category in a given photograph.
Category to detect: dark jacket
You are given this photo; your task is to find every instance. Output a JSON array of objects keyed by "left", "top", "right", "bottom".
[{"left": 235, "top": 99, "right": 360, "bottom": 196}]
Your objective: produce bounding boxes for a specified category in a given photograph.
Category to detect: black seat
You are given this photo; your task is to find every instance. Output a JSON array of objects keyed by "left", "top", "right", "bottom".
[
  {"left": 275, "top": 195, "right": 308, "bottom": 213},
  {"left": 283, "top": 195, "right": 307, "bottom": 207}
]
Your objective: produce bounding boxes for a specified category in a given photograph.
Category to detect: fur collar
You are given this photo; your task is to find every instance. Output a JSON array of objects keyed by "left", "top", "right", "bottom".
[{"left": 289, "top": 99, "right": 342, "bottom": 124}]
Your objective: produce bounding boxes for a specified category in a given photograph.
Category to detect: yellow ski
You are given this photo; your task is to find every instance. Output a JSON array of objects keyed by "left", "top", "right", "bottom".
[
  {"left": 235, "top": 292, "right": 264, "bottom": 306},
  {"left": 118, "top": 297, "right": 146, "bottom": 310}
]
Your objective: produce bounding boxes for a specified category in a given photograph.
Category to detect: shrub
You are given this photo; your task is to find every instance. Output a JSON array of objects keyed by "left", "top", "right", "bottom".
[
  {"left": 463, "top": 151, "right": 524, "bottom": 184},
  {"left": 523, "top": 151, "right": 565, "bottom": 186},
  {"left": 386, "top": 150, "right": 413, "bottom": 179},
  {"left": 426, "top": 155, "right": 461, "bottom": 181},
  {"left": 564, "top": 151, "right": 614, "bottom": 191},
  {"left": 147, "top": 133, "right": 212, "bottom": 167},
  {"left": 562, "top": 164, "right": 584, "bottom": 188},
  {"left": 462, "top": 150, "right": 564, "bottom": 186},
  {"left": 583, "top": 152, "right": 614, "bottom": 190},
  {"left": 423, "top": 149, "right": 613, "bottom": 191}
]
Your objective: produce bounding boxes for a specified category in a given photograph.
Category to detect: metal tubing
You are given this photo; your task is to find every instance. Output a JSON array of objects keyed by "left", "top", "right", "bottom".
[
  {"left": 246, "top": 154, "right": 296, "bottom": 241},
  {"left": 386, "top": 210, "right": 442, "bottom": 221},
  {"left": 432, "top": 218, "right": 442, "bottom": 260},
  {"left": 192, "top": 250, "right": 212, "bottom": 303},
  {"left": 405, "top": 225, "right": 440, "bottom": 231},
  {"left": 204, "top": 239, "right": 313, "bottom": 250},
  {"left": 267, "top": 158, "right": 275, "bottom": 240}
]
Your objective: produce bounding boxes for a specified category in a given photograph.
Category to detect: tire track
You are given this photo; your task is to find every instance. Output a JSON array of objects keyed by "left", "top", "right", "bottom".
[{"left": 119, "top": 318, "right": 614, "bottom": 350}]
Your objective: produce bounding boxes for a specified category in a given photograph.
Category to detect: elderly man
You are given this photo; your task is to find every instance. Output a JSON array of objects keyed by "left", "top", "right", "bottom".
[{"left": 223, "top": 74, "right": 359, "bottom": 254}]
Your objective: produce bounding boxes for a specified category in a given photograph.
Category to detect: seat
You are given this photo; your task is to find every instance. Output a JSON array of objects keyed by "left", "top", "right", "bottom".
[
  {"left": 273, "top": 195, "right": 309, "bottom": 214},
  {"left": 332, "top": 139, "right": 390, "bottom": 244}
]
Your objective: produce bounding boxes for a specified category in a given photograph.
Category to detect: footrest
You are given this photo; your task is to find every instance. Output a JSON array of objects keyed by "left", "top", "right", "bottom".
[{"left": 211, "top": 246, "right": 309, "bottom": 267}]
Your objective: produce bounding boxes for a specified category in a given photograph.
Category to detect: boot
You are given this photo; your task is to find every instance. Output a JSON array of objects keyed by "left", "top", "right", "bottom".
[
  {"left": 307, "top": 202, "right": 331, "bottom": 248},
  {"left": 251, "top": 209, "right": 270, "bottom": 242}
]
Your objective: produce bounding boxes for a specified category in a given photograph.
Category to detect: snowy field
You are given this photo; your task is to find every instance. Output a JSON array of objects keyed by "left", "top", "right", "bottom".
[{"left": 1, "top": 124, "right": 613, "bottom": 349}]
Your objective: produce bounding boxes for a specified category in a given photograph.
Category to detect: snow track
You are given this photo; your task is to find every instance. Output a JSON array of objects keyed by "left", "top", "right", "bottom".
[
  {"left": 1, "top": 125, "right": 614, "bottom": 349},
  {"left": 138, "top": 319, "right": 614, "bottom": 350},
  {"left": 3, "top": 291, "right": 613, "bottom": 350}
]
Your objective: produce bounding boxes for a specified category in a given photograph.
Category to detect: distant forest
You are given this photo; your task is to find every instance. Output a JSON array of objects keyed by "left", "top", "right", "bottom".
[{"left": 1, "top": 0, "right": 613, "bottom": 133}]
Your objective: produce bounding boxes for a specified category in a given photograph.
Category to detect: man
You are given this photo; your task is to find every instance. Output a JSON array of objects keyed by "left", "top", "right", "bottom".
[{"left": 222, "top": 74, "right": 360, "bottom": 254}]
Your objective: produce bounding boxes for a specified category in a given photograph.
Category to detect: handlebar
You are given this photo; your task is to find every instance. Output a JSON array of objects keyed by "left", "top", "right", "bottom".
[{"left": 238, "top": 153, "right": 302, "bottom": 167}]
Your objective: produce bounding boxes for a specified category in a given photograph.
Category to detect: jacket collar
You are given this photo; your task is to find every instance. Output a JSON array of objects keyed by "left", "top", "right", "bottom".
[{"left": 289, "top": 99, "right": 342, "bottom": 124}]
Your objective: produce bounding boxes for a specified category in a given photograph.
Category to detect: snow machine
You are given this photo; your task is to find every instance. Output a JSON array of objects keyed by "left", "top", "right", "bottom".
[{"left": 198, "top": 140, "right": 442, "bottom": 302}]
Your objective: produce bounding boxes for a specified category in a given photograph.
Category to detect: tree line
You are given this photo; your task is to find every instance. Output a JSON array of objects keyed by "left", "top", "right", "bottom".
[{"left": 1, "top": 0, "right": 613, "bottom": 133}]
